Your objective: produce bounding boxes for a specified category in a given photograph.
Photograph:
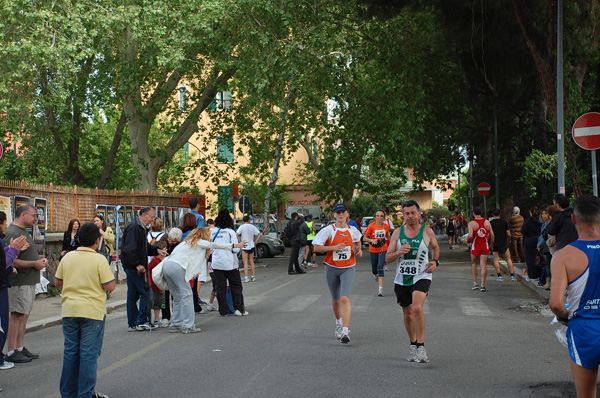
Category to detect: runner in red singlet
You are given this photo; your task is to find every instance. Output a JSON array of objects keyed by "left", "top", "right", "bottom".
[{"left": 467, "top": 206, "right": 494, "bottom": 292}]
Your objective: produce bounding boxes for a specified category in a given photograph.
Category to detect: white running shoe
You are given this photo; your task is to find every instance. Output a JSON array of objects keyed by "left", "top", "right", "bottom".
[
  {"left": 234, "top": 309, "right": 250, "bottom": 316},
  {"left": 241, "top": 276, "right": 250, "bottom": 283},
  {"left": 472, "top": 282, "right": 480, "bottom": 290},
  {"left": 340, "top": 331, "right": 351, "bottom": 344},
  {"left": 407, "top": 345, "right": 418, "bottom": 362},
  {"left": 416, "top": 346, "right": 429, "bottom": 363},
  {"left": 335, "top": 324, "right": 343, "bottom": 339},
  {"left": 250, "top": 275, "right": 256, "bottom": 282},
  {"left": 496, "top": 276, "right": 503, "bottom": 281},
  {"left": 377, "top": 288, "right": 383, "bottom": 297}
]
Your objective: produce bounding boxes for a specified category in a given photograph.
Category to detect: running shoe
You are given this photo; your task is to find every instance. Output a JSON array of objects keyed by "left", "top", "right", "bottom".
[
  {"left": 340, "top": 331, "right": 351, "bottom": 344},
  {"left": 0, "top": 361, "right": 14, "bottom": 370},
  {"left": 510, "top": 276, "right": 516, "bottom": 281},
  {"left": 241, "top": 276, "right": 250, "bottom": 283},
  {"left": 480, "top": 285, "right": 486, "bottom": 292},
  {"left": 206, "top": 303, "right": 217, "bottom": 312},
  {"left": 250, "top": 275, "right": 256, "bottom": 282},
  {"left": 181, "top": 326, "right": 201, "bottom": 334},
  {"left": 416, "top": 346, "right": 429, "bottom": 363},
  {"left": 335, "top": 324, "right": 343, "bottom": 339},
  {"left": 234, "top": 310, "right": 250, "bottom": 316},
  {"left": 169, "top": 325, "right": 182, "bottom": 333},
  {"left": 198, "top": 299, "right": 208, "bottom": 305},
  {"left": 373, "top": 274, "right": 378, "bottom": 281},
  {"left": 159, "top": 319, "right": 170, "bottom": 327},
  {"left": 472, "top": 282, "right": 480, "bottom": 290},
  {"left": 377, "top": 288, "right": 384, "bottom": 297},
  {"left": 407, "top": 345, "right": 418, "bottom": 362},
  {"left": 496, "top": 276, "right": 503, "bottom": 281},
  {"left": 136, "top": 323, "right": 155, "bottom": 331},
  {"left": 21, "top": 347, "right": 39, "bottom": 359}
]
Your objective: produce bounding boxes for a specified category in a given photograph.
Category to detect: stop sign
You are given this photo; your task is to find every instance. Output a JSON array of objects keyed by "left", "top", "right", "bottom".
[
  {"left": 477, "top": 182, "right": 491, "bottom": 196},
  {"left": 572, "top": 112, "right": 600, "bottom": 150}
]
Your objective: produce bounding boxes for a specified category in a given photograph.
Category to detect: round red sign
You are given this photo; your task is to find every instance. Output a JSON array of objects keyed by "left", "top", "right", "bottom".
[
  {"left": 572, "top": 112, "right": 600, "bottom": 150},
  {"left": 477, "top": 182, "right": 491, "bottom": 196}
]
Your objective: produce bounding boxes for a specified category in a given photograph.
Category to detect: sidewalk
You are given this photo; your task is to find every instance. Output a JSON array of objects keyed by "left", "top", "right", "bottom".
[{"left": 27, "top": 282, "right": 128, "bottom": 332}]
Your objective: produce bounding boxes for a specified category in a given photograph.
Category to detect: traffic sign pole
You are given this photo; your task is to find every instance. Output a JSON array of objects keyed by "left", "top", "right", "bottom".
[{"left": 593, "top": 150, "right": 598, "bottom": 196}]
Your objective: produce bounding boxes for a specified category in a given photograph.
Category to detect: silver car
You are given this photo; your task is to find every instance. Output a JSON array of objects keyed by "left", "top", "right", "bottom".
[{"left": 234, "top": 223, "right": 285, "bottom": 258}]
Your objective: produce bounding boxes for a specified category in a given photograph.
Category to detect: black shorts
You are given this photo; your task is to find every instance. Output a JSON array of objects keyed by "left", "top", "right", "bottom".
[
  {"left": 302, "top": 240, "right": 313, "bottom": 246},
  {"left": 493, "top": 245, "right": 508, "bottom": 253},
  {"left": 243, "top": 247, "right": 255, "bottom": 254},
  {"left": 394, "top": 279, "right": 432, "bottom": 308}
]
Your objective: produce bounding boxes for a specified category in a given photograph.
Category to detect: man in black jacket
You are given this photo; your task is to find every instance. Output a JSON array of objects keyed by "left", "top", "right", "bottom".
[
  {"left": 122, "top": 207, "right": 164, "bottom": 331},
  {"left": 547, "top": 194, "right": 578, "bottom": 251},
  {"left": 287, "top": 213, "right": 306, "bottom": 275}
]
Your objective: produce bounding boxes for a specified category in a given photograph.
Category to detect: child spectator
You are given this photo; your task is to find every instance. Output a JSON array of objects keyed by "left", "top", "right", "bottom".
[
  {"left": 148, "top": 240, "right": 168, "bottom": 327},
  {"left": 54, "top": 222, "right": 115, "bottom": 398}
]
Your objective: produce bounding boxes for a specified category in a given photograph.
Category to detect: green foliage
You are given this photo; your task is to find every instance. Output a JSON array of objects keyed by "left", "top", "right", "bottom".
[
  {"left": 239, "top": 179, "right": 291, "bottom": 214},
  {"left": 425, "top": 206, "right": 452, "bottom": 219},
  {"left": 517, "top": 150, "right": 559, "bottom": 199},
  {"left": 349, "top": 195, "right": 378, "bottom": 220}
]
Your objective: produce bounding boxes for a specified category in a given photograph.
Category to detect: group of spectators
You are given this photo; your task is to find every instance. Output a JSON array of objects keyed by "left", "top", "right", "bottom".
[{"left": 502, "top": 194, "right": 578, "bottom": 289}]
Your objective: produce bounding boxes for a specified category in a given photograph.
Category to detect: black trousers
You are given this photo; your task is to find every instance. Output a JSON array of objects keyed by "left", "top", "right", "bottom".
[
  {"left": 192, "top": 278, "right": 202, "bottom": 312},
  {"left": 161, "top": 290, "right": 171, "bottom": 320},
  {"left": 288, "top": 241, "right": 302, "bottom": 272},
  {"left": 212, "top": 269, "right": 245, "bottom": 316}
]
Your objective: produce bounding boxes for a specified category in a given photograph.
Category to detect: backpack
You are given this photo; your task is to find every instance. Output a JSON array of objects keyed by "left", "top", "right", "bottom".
[
  {"left": 149, "top": 231, "right": 164, "bottom": 245},
  {"left": 283, "top": 222, "right": 295, "bottom": 240}
]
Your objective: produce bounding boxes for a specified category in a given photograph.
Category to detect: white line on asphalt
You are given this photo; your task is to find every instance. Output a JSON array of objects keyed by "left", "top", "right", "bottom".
[
  {"left": 277, "top": 294, "right": 322, "bottom": 312},
  {"left": 458, "top": 297, "right": 493, "bottom": 316}
]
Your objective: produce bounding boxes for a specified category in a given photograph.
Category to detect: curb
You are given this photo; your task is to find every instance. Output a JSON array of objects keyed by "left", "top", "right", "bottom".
[
  {"left": 27, "top": 299, "right": 127, "bottom": 332},
  {"left": 499, "top": 260, "right": 550, "bottom": 300}
]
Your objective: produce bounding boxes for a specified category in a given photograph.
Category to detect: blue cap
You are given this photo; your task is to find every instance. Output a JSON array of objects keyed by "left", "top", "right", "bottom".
[{"left": 333, "top": 203, "right": 348, "bottom": 213}]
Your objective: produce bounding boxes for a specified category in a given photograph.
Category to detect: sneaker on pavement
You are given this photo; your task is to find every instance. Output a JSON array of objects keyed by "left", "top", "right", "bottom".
[
  {"left": 407, "top": 345, "right": 418, "bottom": 362},
  {"left": 206, "top": 304, "right": 217, "bottom": 312},
  {"left": 373, "top": 274, "right": 378, "bottom": 281},
  {"left": 127, "top": 327, "right": 137, "bottom": 332},
  {"left": 92, "top": 392, "right": 109, "bottom": 398},
  {"left": 510, "top": 276, "right": 516, "bottom": 281},
  {"left": 0, "top": 361, "right": 14, "bottom": 370},
  {"left": 5, "top": 351, "right": 31, "bottom": 363},
  {"left": 340, "top": 331, "right": 351, "bottom": 344},
  {"left": 181, "top": 326, "right": 201, "bottom": 334},
  {"left": 196, "top": 308, "right": 205, "bottom": 314},
  {"left": 472, "top": 282, "right": 480, "bottom": 290},
  {"left": 21, "top": 347, "right": 39, "bottom": 359},
  {"left": 135, "top": 323, "right": 154, "bottom": 331},
  {"left": 480, "top": 285, "right": 486, "bottom": 292},
  {"left": 234, "top": 309, "right": 250, "bottom": 316},
  {"left": 241, "top": 276, "right": 250, "bottom": 283},
  {"left": 416, "top": 346, "right": 429, "bottom": 363},
  {"left": 335, "top": 324, "right": 343, "bottom": 339},
  {"left": 496, "top": 276, "right": 503, "bottom": 281},
  {"left": 169, "top": 325, "right": 182, "bottom": 333},
  {"left": 159, "top": 319, "right": 170, "bottom": 327},
  {"left": 198, "top": 299, "right": 208, "bottom": 305},
  {"left": 377, "top": 288, "right": 384, "bottom": 297},
  {"left": 250, "top": 275, "right": 256, "bottom": 282}
]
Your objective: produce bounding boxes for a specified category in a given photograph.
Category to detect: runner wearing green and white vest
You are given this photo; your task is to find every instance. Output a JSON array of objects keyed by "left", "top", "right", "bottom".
[{"left": 386, "top": 200, "right": 440, "bottom": 364}]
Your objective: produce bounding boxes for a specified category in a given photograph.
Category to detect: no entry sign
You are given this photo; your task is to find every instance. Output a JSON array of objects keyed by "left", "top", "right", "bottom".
[
  {"left": 477, "top": 182, "right": 491, "bottom": 196},
  {"left": 572, "top": 112, "right": 600, "bottom": 150}
]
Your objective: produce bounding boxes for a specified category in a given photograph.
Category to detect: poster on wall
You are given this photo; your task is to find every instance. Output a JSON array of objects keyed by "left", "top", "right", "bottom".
[
  {"left": 106, "top": 206, "right": 116, "bottom": 229},
  {"left": 33, "top": 198, "right": 47, "bottom": 256},
  {"left": 125, "top": 205, "right": 134, "bottom": 225},
  {"left": 0, "top": 196, "right": 12, "bottom": 225},
  {"left": 117, "top": 206, "right": 126, "bottom": 230}
]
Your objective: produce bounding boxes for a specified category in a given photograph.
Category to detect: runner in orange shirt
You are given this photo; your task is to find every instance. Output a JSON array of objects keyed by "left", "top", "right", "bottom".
[
  {"left": 313, "top": 203, "right": 363, "bottom": 344},
  {"left": 363, "top": 210, "right": 390, "bottom": 296}
]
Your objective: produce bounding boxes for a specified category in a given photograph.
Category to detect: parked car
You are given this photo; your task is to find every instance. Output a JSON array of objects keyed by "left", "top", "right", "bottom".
[
  {"left": 361, "top": 216, "right": 373, "bottom": 228},
  {"left": 234, "top": 223, "right": 285, "bottom": 258}
]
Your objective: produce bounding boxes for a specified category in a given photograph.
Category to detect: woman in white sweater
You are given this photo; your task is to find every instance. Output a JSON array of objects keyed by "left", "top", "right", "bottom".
[
  {"left": 162, "top": 227, "right": 246, "bottom": 333},
  {"left": 210, "top": 209, "right": 248, "bottom": 317}
]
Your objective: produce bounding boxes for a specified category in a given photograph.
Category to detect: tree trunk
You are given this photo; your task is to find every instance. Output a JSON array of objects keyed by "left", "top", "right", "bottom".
[{"left": 97, "top": 110, "right": 127, "bottom": 189}]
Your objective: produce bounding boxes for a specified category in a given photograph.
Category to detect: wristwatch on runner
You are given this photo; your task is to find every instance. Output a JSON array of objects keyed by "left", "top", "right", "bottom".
[{"left": 432, "top": 259, "right": 439, "bottom": 266}]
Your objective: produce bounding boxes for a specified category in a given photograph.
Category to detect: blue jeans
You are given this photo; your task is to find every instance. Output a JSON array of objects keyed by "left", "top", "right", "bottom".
[
  {"left": 60, "top": 317, "right": 106, "bottom": 398},
  {"left": 124, "top": 268, "right": 149, "bottom": 327},
  {"left": 370, "top": 251, "right": 386, "bottom": 277}
]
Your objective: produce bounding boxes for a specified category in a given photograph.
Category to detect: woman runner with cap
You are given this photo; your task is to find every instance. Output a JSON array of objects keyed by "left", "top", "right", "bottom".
[{"left": 312, "top": 203, "right": 363, "bottom": 344}]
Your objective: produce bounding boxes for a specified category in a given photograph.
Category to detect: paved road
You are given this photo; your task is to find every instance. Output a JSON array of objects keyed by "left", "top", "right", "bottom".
[{"left": 7, "top": 237, "right": 581, "bottom": 397}]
